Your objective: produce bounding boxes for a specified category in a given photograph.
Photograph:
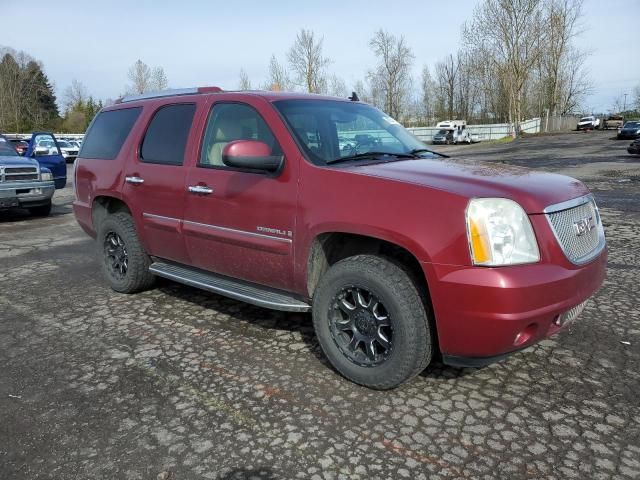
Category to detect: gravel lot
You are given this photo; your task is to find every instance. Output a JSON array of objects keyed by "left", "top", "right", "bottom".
[{"left": 1, "top": 131, "right": 639, "bottom": 479}]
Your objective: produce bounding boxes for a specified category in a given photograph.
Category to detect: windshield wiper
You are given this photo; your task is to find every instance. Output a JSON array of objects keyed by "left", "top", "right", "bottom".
[
  {"left": 326, "top": 151, "right": 417, "bottom": 165},
  {"left": 410, "top": 148, "right": 449, "bottom": 159}
]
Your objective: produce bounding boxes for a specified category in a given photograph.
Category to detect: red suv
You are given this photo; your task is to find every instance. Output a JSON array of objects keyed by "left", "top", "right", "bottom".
[{"left": 73, "top": 87, "right": 607, "bottom": 389}]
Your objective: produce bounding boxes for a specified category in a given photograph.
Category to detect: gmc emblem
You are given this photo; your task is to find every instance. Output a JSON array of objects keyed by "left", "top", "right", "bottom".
[{"left": 573, "top": 216, "right": 595, "bottom": 236}]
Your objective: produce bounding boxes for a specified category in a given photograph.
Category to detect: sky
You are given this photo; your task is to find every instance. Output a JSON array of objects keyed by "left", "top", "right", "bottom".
[{"left": 3, "top": 0, "right": 639, "bottom": 114}]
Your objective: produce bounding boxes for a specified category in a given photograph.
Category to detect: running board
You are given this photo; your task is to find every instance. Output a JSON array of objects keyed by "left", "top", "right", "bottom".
[{"left": 149, "top": 261, "right": 311, "bottom": 312}]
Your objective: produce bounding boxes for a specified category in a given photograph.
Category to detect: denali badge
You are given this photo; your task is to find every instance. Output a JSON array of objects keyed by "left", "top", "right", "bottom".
[
  {"left": 257, "top": 226, "right": 293, "bottom": 237},
  {"left": 573, "top": 216, "right": 595, "bottom": 236}
]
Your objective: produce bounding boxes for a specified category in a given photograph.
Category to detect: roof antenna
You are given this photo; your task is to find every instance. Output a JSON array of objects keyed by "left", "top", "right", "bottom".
[{"left": 348, "top": 91, "right": 359, "bottom": 102}]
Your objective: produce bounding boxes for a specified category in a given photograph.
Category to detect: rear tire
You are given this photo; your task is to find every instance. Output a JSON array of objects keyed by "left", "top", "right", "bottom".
[
  {"left": 97, "top": 212, "right": 155, "bottom": 293},
  {"left": 312, "top": 255, "right": 433, "bottom": 389},
  {"left": 28, "top": 202, "right": 52, "bottom": 217}
]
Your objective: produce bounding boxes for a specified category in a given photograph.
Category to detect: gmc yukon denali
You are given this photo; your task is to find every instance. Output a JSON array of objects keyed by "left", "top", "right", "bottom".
[{"left": 73, "top": 87, "right": 607, "bottom": 389}]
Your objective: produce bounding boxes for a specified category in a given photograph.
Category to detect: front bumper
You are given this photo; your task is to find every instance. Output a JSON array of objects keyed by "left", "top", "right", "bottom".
[
  {"left": 0, "top": 180, "right": 55, "bottom": 209},
  {"left": 424, "top": 247, "right": 607, "bottom": 365},
  {"left": 53, "top": 176, "right": 66, "bottom": 189},
  {"left": 618, "top": 132, "right": 640, "bottom": 139}
]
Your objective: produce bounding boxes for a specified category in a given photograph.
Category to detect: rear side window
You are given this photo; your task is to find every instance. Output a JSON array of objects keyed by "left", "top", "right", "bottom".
[
  {"left": 80, "top": 107, "right": 142, "bottom": 160},
  {"left": 140, "top": 104, "right": 196, "bottom": 165}
]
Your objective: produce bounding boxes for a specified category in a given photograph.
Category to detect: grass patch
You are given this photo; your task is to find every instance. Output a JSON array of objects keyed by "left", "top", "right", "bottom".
[{"left": 482, "top": 136, "right": 516, "bottom": 145}]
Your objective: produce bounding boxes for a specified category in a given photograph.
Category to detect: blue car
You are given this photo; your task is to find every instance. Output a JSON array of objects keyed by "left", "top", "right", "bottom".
[{"left": 24, "top": 132, "right": 67, "bottom": 189}]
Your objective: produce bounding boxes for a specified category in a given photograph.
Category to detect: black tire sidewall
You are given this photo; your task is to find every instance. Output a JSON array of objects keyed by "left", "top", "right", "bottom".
[
  {"left": 313, "top": 256, "right": 431, "bottom": 389},
  {"left": 97, "top": 213, "right": 152, "bottom": 293}
]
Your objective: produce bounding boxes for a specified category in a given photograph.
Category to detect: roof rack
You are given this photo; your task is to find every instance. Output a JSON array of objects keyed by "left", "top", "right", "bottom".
[{"left": 117, "top": 86, "right": 223, "bottom": 104}]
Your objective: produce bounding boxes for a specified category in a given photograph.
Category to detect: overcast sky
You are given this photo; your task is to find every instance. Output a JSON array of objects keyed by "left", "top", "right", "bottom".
[{"left": 3, "top": 0, "right": 638, "bottom": 114}]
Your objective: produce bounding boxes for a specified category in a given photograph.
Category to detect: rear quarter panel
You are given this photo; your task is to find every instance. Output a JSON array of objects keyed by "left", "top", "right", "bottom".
[{"left": 73, "top": 112, "right": 144, "bottom": 236}]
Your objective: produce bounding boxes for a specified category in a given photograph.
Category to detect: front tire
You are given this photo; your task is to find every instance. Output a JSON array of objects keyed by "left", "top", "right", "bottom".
[
  {"left": 97, "top": 212, "right": 155, "bottom": 293},
  {"left": 28, "top": 202, "right": 52, "bottom": 217},
  {"left": 312, "top": 255, "right": 433, "bottom": 389}
]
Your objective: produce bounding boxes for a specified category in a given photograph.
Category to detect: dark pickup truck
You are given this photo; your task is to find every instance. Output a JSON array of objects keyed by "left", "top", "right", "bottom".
[{"left": 73, "top": 87, "right": 607, "bottom": 389}]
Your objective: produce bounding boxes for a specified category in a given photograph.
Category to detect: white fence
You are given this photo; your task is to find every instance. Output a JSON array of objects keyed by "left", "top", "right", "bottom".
[
  {"left": 408, "top": 118, "right": 541, "bottom": 143},
  {"left": 3, "top": 133, "right": 85, "bottom": 140}
]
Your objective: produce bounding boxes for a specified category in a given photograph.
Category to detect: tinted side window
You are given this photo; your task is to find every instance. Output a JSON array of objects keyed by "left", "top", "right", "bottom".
[
  {"left": 80, "top": 107, "right": 141, "bottom": 160},
  {"left": 141, "top": 104, "right": 196, "bottom": 165},
  {"left": 200, "top": 103, "right": 281, "bottom": 168}
]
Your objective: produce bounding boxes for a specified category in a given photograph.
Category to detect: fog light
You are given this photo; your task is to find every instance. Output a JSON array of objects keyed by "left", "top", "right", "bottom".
[{"left": 514, "top": 323, "right": 538, "bottom": 346}]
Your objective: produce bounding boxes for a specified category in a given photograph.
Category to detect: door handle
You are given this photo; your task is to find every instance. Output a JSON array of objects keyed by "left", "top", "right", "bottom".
[
  {"left": 188, "top": 185, "right": 213, "bottom": 195},
  {"left": 125, "top": 176, "right": 145, "bottom": 185}
]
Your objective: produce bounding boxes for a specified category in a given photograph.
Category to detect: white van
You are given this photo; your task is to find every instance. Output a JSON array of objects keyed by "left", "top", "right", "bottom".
[
  {"left": 436, "top": 120, "right": 467, "bottom": 129},
  {"left": 435, "top": 120, "right": 471, "bottom": 144}
]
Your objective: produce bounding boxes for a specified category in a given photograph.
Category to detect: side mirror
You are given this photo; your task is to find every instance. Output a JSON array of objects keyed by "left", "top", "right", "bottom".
[{"left": 221, "top": 140, "right": 283, "bottom": 172}]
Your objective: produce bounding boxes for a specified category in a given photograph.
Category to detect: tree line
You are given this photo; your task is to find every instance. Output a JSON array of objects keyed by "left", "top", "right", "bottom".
[
  {"left": 242, "top": 0, "right": 603, "bottom": 128},
  {"left": 0, "top": 49, "right": 169, "bottom": 133},
  {"left": 2, "top": 0, "right": 640, "bottom": 134}
]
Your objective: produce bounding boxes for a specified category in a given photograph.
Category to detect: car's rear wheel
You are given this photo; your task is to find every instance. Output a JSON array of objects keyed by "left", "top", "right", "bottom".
[
  {"left": 28, "top": 202, "right": 52, "bottom": 217},
  {"left": 312, "top": 255, "right": 433, "bottom": 389},
  {"left": 97, "top": 212, "right": 155, "bottom": 293}
]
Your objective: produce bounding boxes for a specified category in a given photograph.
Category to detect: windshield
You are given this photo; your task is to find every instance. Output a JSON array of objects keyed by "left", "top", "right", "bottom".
[
  {"left": 0, "top": 136, "right": 19, "bottom": 156},
  {"left": 580, "top": 117, "right": 594, "bottom": 122},
  {"left": 624, "top": 122, "right": 640, "bottom": 128},
  {"left": 58, "top": 141, "right": 72, "bottom": 148},
  {"left": 273, "top": 99, "right": 435, "bottom": 165},
  {"left": 437, "top": 129, "right": 449, "bottom": 135}
]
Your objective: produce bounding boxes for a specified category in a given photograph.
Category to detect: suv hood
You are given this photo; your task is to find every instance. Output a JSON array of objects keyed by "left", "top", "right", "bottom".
[
  {"left": 349, "top": 158, "right": 589, "bottom": 214},
  {"left": 0, "top": 155, "right": 39, "bottom": 168}
]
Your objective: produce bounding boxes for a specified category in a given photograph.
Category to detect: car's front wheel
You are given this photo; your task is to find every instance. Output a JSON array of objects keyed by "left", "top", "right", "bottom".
[
  {"left": 312, "top": 255, "right": 433, "bottom": 389},
  {"left": 97, "top": 212, "right": 155, "bottom": 293}
]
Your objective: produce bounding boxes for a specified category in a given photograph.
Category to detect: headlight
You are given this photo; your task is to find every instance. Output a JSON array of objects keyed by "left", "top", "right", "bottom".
[
  {"left": 466, "top": 198, "right": 540, "bottom": 266},
  {"left": 41, "top": 171, "right": 53, "bottom": 181}
]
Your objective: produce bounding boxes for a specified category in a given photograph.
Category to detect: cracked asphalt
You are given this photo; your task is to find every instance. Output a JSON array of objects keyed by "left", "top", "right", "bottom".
[{"left": 1, "top": 131, "right": 639, "bottom": 479}]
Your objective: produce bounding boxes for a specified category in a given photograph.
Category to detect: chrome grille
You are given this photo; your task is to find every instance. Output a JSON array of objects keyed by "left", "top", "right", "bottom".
[
  {"left": 545, "top": 195, "right": 605, "bottom": 264},
  {"left": 0, "top": 166, "right": 39, "bottom": 182},
  {"left": 555, "top": 299, "right": 589, "bottom": 327}
]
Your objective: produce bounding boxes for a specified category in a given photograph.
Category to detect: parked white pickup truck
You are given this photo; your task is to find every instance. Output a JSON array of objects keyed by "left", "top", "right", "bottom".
[{"left": 577, "top": 116, "right": 600, "bottom": 130}]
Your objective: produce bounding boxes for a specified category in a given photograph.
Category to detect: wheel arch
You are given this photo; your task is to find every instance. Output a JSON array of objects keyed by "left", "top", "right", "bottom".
[
  {"left": 92, "top": 195, "right": 133, "bottom": 231},
  {"left": 305, "top": 231, "right": 432, "bottom": 307}
]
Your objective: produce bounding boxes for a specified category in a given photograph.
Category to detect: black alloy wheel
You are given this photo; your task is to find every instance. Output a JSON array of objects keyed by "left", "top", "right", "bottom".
[
  {"left": 104, "top": 231, "right": 128, "bottom": 279},
  {"left": 329, "top": 286, "right": 393, "bottom": 367}
]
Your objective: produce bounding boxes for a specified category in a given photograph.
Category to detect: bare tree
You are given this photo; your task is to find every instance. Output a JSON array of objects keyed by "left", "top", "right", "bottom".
[
  {"left": 464, "top": 0, "right": 545, "bottom": 127},
  {"left": 265, "top": 54, "right": 292, "bottom": 91},
  {"left": 420, "top": 65, "right": 437, "bottom": 123},
  {"left": 328, "top": 74, "right": 347, "bottom": 97},
  {"left": 368, "top": 29, "right": 414, "bottom": 120},
  {"left": 435, "top": 54, "right": 458, "bottom": 120},
  {"left": 633, "top": 84, "right": 640, "bottom": 112},
  {"left": 542, "top": 0, "right": 583, "bottom": 115},
  {"left": 63, "top": 79, "right": 88, "bottom": 112},
  {"left": 352, "top": 79, "right": 374, "bottom": 105},
  {"left": 127, "top": 59, "right": 151, "bottom": 94},
  {"left": 238, "top": 68, "right": 252, "bottom": 90},
  {"left": 150, "top": 66, "right": 168, "bottom": 91},
  {"left": 556, "top": 47, "right": 592, "bottom": 114},
  {"left": 287, "top": 29, "right": 330, "bottom": 93}
]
